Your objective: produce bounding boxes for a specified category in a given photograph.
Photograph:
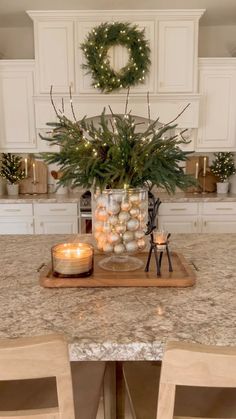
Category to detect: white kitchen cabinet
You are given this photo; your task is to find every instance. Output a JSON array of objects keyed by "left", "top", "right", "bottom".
[
  {"left": 30, "top": 17, "right": 75, "bottom": 94},
  {"left": 0, "top": 203, "right": 34, "bottom": 234},
  {"left": 197, "top": 58, "right": 236, "bottom": 151},
  {"left": 0, "top": 61, "right": 36, "bottom": 152},
  {"left": 34, "top": 203, "right": 78, "bottom": 234},
  {"left": 158, "top": 202, "right": 199, "bottom": 233},
  {"left": 34, "top": 217, "right": 78, "bottom": 234},
  {"left": 201, "top": 201, "right": 236, "bottom": 233},
  {"left": 157, "top": 20, "right": 196, "bottom": 93}
]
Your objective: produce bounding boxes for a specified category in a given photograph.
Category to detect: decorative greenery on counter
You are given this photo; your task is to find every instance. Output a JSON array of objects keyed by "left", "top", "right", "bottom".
[
  {"left": 81, "top": 21, "right": 151, "bottom": 93},
  {"left": 210, "top": 152, "right": 236, "bottom": 182},
  {"left": 40, "top": 90, "right": 196, "bottom": 193},
  {"left": 0, "top": 153, "right": 25, "bottom": 184}
]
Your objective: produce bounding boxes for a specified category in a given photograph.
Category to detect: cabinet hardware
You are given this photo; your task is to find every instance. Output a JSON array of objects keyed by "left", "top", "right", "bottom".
[
  {"left": 216, "top": 208, "right": 233, "bottom": 211},
  {"left": 204, "top": 221, "right": 207, "bottom": 226},
  {"left": 170, "top": 208, "right": 186, "bottom": 211},
  {"left": 194, "top": 221, "right": 197, "bottom": 227},
  {"left": 49, "top": 208, "right": 67, "bottom": 212},
  {"left": 40, "top": 222, "right": 44, "bottom": 227},
  {"left": 5, "top": 209, "right": 21, "bottom": 212}
]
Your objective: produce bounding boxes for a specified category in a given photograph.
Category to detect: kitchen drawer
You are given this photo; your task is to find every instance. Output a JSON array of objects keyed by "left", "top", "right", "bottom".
[
  {"left": 158, "top": 202, "right": 198, "bottom": 216},
  {"left": 0, "top": 204, "right": 33, "bottom": 216},
  {"left": 202, "top": 202, "right": 236, "bottom": 215},
  {"left": 34, "top": 203, "right": 78, "bottom": 216}
]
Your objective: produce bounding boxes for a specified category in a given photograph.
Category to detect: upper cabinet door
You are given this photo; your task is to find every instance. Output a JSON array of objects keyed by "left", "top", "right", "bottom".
[
  {"left": 0, "top": 62, "right": 36, "bottom": 151},
  {"left": 35, "top": 20, "right": 75, "bottom": 94},
  {"left": 197, "top": 59, "right": 236, "bottom": 151},
  {"left": 157, "top": 20, "right": 195, "bottom": 93}
]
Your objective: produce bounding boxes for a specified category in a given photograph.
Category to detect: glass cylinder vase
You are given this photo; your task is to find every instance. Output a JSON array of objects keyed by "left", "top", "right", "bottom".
[{"left": 93, "top": 188, "right": 148, "bottom": 271}]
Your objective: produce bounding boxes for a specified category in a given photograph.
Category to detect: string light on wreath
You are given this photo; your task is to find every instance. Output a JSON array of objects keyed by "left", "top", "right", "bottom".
[{"left": 81, "top": 21, "right": 151, "bottom": 93}]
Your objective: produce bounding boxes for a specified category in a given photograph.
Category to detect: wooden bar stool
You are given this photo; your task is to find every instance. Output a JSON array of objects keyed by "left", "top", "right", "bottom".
[
  {"left": 0, "top": 335, "right": 106, "bottom": 419},
  {"left": 0, "top": 334, "right": 75, "bottom": 418},
  {"left": 123, "top": 341, "right": 236, "bottom": 419}
]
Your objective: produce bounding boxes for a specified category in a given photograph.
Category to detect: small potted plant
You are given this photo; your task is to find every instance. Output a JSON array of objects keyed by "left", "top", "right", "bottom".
[
  {"left": 210, "top": 152, "right": 236, "bottom": 194},
  {"left": 0, "top": 153, "right": 25, "bottom": 196}
]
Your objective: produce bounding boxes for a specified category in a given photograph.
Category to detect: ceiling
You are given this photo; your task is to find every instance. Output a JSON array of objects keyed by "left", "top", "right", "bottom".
[{"left": 0, "top": 0, "right": 236, "bottom": 27}]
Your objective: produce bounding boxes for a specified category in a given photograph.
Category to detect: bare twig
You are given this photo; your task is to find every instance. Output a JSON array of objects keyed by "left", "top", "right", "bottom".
[
  {"left": 69, "top": 85, "right": 77, "bottom": 122},
  {"left": 61, "top": 97, "right": 65, "bottom": 114},
  {"left": 124, "top": 87, "right": 130, "bottom": 115},
  {"left": 163, "top": 103, "right": 190, "bottom": 127},
  {"left": 147, "top": 91, "right": 151, "bottom": 125},
  {"left": 50, "top": 85, "right": 60, "bottom": 118}
]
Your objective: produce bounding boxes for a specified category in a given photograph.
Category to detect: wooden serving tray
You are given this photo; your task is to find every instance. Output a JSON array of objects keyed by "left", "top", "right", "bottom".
[{"left": 40, "top": 252, "right": 196, "bottom": 288}]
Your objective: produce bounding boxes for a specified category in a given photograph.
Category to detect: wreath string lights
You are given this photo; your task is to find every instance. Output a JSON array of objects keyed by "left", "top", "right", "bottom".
[{"left": 81, "top": 21, "right": 151, "bottom": 93}]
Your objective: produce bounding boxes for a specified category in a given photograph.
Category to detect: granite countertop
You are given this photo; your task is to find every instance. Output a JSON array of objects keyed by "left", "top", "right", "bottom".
[
  {"left": 1, "top": 234, "right": 236, "bottom": 361},
  {"left": 0, "top": 192, "right": 236, "bottom": 203}
]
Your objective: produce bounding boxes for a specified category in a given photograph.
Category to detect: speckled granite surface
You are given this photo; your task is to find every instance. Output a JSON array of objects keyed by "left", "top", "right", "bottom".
[
  {"left": 0, "top": 234, "right": 236, "bottom": 361},
  {"left": 0, "top": 192, "right": 236, "bottom": 203}
]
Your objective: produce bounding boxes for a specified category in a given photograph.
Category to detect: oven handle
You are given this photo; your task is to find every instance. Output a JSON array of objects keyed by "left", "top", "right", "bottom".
[{"left": 80, "top": 212, "right": 92, "bottom": 218}]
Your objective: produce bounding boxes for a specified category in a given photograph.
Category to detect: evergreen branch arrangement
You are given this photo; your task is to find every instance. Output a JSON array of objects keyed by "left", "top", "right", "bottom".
[
  {"left": 81, "top": 21, "right": 151, "bottom": 92},
  {"left": 0, "top": 153, "right": 25, "bottom": 184},
  {"left": 41, "top": 92, "right": 196, "bottom": 194},
  {"left": 210, "top": 152, "right": 236, "bottom": 182}
]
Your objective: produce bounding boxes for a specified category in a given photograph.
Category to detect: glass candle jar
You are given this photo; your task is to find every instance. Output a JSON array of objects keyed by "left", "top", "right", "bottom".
[{"left": 52, "top": 242, "right": 94, "bottom": 278}]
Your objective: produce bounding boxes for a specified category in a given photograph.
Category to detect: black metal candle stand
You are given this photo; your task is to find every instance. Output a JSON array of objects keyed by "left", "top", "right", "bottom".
[
  {"left": 145, "top": 194, "right": 173, "bottom": 277},
  {"left": 145, "top": 232, "right": 173, "bottom": 276}
]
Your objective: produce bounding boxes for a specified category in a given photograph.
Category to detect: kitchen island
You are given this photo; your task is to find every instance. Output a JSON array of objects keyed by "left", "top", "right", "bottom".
[{"left": 1, "top": 234, "right": 236, "bottom": 361}]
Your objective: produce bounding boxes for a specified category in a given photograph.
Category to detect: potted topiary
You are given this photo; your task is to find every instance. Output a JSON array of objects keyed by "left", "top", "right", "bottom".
[
  {"left": 0, "top": 153, "right": 25, "bottom": 196},
  {"left": 210, "top": 152, "right": 236, "bottom": 194}
]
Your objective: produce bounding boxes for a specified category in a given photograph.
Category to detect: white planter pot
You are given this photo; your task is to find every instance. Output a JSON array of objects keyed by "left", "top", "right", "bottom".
[
  {"left": 7, "top": 183, "right": 19, "bottom": 196},
  {"left": 216, "top": 182, "right": 229, "bottom": 194}
]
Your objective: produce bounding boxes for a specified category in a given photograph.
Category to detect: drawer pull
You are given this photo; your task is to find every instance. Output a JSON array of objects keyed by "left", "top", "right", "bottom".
[
  {"left": 49, "top": 208, "right": 67, "bottom": 212},
  {"left": 215, "top": 208, "right": 233, "bottom": 211},
  {"left": 5, "top": 209, "right": 21, "bottom": 212},
  {"left": 170, "top": 208, "right": 187, "bottom": 211}
]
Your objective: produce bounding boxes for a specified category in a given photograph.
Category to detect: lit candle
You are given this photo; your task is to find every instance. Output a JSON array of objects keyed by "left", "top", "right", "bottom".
[
  {"left": 52, "top": 242, "right": 94, "bottom": 277},
  {"left": 24, "top": 158, "right": 28, "bottom": 177},
  {"left": 32, "top": 162, "right": 36, "bottom": 183},
  {"left": 203, "top": 157, "right": 207, "bottom": 176},
  {"left": 195, "top": 162, "right": 199, "bottom": 179},
  {"left": 153, "top": 230, "right": 168, "bottom": 245}
]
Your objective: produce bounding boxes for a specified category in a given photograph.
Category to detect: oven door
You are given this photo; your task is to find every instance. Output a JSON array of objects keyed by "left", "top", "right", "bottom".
[{"left": 80, "top": 212, "right": 92, "bottom": 234}]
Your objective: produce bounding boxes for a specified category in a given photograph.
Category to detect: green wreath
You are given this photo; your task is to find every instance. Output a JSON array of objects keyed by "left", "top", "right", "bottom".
[{"left": 81, "top": 22, "right": 151, "bottom": 93}]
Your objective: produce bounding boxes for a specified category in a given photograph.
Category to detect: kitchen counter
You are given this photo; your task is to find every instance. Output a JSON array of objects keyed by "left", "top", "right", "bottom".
[
  {"left": 0, "top": 192, "right": 236, "bottom": 203},
  {"left": 1, "top": 234, "right": 236, "bottom": 361}
]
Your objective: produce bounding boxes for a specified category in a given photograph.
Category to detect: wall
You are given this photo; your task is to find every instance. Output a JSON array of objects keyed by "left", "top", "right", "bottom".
[
  {"left": 199, "top": 25, "right": 236, "bottom": 57},
  {"left": 0, "top": 27, "right": 34, "bottom": 59},
  {"left": 1, "top": 24, "right": 236, "bottom": 59}
]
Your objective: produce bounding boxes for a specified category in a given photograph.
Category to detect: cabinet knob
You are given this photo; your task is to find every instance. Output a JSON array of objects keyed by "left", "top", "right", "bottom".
[
  {"left": 40, "top": 222, "right": 44, "bottom": 227},
  {"left": 204, "top": 221, "right": 207, "bottom": 227}
]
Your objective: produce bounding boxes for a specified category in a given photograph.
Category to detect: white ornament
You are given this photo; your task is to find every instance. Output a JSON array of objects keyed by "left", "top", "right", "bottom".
[
  {"left": 137, "top": 238, "right": 146, "bottom": 249},
  {"left": 118, "top": 211, "right": 130, "bottom": 223},
  {"left": 127, "top": 218, "right": 139, "bottom": 231},
  {"left": 115, "top": 223, "right": 126, "bottom": 234},
  {"left": 129, "top": 194, "right": 140, "bottom": 205},
  {"left": 108, "top": 201, "right": 120, "bottom": 215},
  {"left": 125, "top": 240, "right": 139, "bottom": 253},
  {"left": 108, "top": 232, "right": 120, "bottom": 244},
  {"left": 121, "top": 201, "right": 131, "bottom": 211},
  {"left": 134, "top": 230, "right": 145, "bottom": 239},
  {"left": 96, "top": 195, "right": 108, "bottom": 208},
  {"left": 95, "top": 208, "right": 108, "bottom": 222},
  {"left": 103, "top": 243, "right": 113, "bottom": 253},
  {"left": 139, "top": 200, "right": 147, "bottom": 210},
  {"left": 114, "top": 243, "right": 125, "bottom": 254},
  {"left": 130, "top": 208, "right": 139, "bottom": 217},
  {"left": 109, "top": 215, "right": 119, "bottom": 225},
  {"left": 123, "top": 231, "right": 134, "bottom": 242}
]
